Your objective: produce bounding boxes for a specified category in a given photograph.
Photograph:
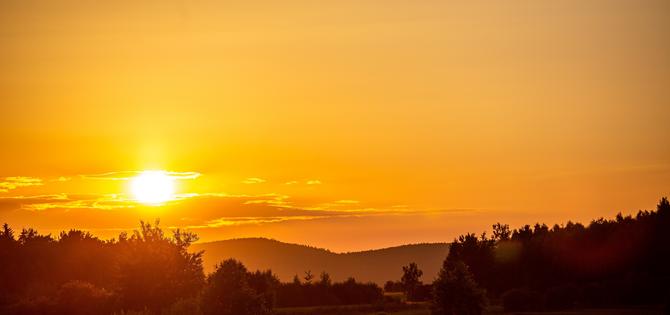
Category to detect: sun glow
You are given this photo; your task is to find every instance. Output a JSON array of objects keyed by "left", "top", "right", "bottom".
[{"left": 131, "top": 170, "right": 175, "bottom": 204}]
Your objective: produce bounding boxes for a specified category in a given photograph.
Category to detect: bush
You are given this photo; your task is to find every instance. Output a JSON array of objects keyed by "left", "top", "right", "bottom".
[
  {"left": 276, "top": 277, "right": 382, "bottom": 307},
  {"left": 4, "top": 296, "right": 56, "bottom": 315},
  {"left": 501, "top": 288, "right": 542, "bottom": 312},
  {"left": 161, "top": 297, "right": 201, "bottom": 315},
  {"left": 384, "top": 281, "right": 403, "bottom": 293},
  {"left": 410, "top": 284, "right": 432, "bottom": 302},
  {"left": 55, "top": 280, "right": 114, "bottom": 315},
  {"left": 331, "top": 278, "right": 383, "bottom": 305}
]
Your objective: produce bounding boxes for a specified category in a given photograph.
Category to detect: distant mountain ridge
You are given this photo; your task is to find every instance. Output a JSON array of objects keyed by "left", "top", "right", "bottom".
[{"left": 191, "top": 238, "right": 449, "bottom": 284}]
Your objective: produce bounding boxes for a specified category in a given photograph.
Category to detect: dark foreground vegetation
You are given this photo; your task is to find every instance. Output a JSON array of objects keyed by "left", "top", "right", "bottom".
[
  {"left": 1, "top": 197, "right": 669, "bottom": 315},
  {"left": 0, "top": 220, "right": 382, "bottom": 315},
  {"left": 440, "top": 197, "right": 670, "bottom": 313},
  {"left": 387, "top": 198, "right": 670, "bottom": 314}
]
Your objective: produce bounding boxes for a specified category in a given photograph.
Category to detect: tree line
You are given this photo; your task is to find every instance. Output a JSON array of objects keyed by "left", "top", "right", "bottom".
[
  {"left": 0, "top": 220, "right": 382, "bottom": 315},
  {"left": 1, "top": 197, "right": 669, "bottom": 314},
  {"left": 391, "top": 197, "right": 670, "bottom": 314}
]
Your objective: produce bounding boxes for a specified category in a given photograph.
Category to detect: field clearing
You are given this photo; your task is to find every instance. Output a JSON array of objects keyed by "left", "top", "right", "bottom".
[
  {"left": 277, "top": 303, "right": 664, "bottom": 315},
  {"left": 275, "top": 302, "right": 427, "bottom": 315},
  {"left": 489, "top": 309, "right": 664, "bottom": 315},
  {"left": 366, "top": 307, "right": 665, "bottom": 315}
]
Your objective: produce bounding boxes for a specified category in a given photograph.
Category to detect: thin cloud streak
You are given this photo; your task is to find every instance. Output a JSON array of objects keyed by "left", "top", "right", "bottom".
[
  {"left": 0, "top": 190, "right": 481, "bottom": 230},
  {"left": 0, "top": 177, "right": 43, "bottom": 192},
  {"left": 242, "top": 177, "right": 267, "bottom": 184},
  {"left": 82, "top": 171, "right": 201, "bottom": 180}
]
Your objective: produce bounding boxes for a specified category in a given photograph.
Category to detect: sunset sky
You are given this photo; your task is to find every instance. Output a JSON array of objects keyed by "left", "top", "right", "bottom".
[{"left": 1, "top": 0, "right": 668, "bottom": 251}]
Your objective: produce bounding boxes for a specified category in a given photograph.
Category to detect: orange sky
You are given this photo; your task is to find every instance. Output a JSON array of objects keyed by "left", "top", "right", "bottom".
[{"left": 1, "top": 0, "right": 669, "bottom": 251}]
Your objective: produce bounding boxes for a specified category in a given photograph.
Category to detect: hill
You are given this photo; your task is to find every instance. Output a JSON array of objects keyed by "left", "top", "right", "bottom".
[{"left": 190, "top": 238, "right": 449, "bottom": 285}]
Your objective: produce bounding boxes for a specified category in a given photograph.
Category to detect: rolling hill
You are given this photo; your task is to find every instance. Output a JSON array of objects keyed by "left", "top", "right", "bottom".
[{"left": 190, "top": 238, "right": 449, "bottom": 285}]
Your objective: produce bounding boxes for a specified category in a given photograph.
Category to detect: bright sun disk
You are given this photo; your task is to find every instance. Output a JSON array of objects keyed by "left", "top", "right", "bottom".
[{"left": 131, "top": 170, "right": 175, "bottom": 204}]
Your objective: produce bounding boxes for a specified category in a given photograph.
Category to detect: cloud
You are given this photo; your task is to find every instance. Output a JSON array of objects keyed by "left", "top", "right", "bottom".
[
  {"left": 164, "top": 193, "right": 346, "bottom": 221},
  {"left": 0, "top": 194, "right": 67, "bottom": 212},
  {"left": 281, "top": 180, "right": 322, "bottom": 186},
  {"left": 166, "top": 171, "right": 201, "bottom": 179},
  {"left": 336, "top": 200, "right": 359, "bottom": 204},
  {"left": 243, "top": 194, "right": 289, "bottom": 206},
  {"left": 198, "top": 215, "right": 324, "bottom": 228},
  {"left": 0, "top": 177, "right": 43, "bottom": 192},
  {"left": 0, "top": 194, "right": 134, "bottom": 212},
  {"left": 82, "top": 171, "right": 200, "bottom": 180},
  {"left": 242, "top": 177, "right": 266, "bottom": 184},
  {"left": 0, "top": 189, "right": 478, "bottom": 236}
]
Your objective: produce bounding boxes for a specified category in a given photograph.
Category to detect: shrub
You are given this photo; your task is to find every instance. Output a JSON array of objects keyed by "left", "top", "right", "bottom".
[
  {"left": 55, "top": 280, "right": 114, "bottom": 315},
  {"left": 4, "top": 296, "right": 56, "bottom": 315},
  {"left": 331, "top": 278, "right": 383, "bottom": 305},
  {"left": 412, "top": 284, "right": 433, "bottom": 301},
  {"left": 161, "top": 297, "right": 202, "bottom": 315}
]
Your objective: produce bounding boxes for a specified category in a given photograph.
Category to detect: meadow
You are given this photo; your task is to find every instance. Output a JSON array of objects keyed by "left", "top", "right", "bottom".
[
  {"left": 275, "top": 303, "right": 664, "bottom": 315},
  {"left": 100, "top": 304, "right": 668, "bottom": 315}
]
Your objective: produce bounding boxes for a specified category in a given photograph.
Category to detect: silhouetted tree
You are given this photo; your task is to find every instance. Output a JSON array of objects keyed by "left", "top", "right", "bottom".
[
  {"left": 432, "top": 260, "right": 486, "bottom": 315},
  {"left": 201, "top": 259, "right": 271, "bottom": 315},
  {"left": 55, "top": 280, "right": 113, "bottom": 315},
  {"left": 492, "top": 223, "right": 510, "bottom": 241},
  {"left": 401, "top": 262, "right": 423, "bottom": 301},
  {"left": 384, "top": 280, "right": 403, "bottom": 292},
  {"left": 275, "top": 274, "right": 381, "bottom": 307},
  {"left": 247, "top": 269, "right": 280, "bottom": 310},
  {"left": 658, "top": 197, "right": 669, "bottom": 215},
  {"left": 56, "top": 230, "right": 115, "bottom": 288},
  {"left": 0, "top": 224, "right": 14, "bottom": 241},
  {"left": 318, "top": 271, "right": 332, "bottom": 287},
  {"left": 113, "top": 220, "right": 204, "bottom": 313},
  {"left": 331, "top": 277, "right": 382, "bottom": 305},
  {"left": 1, "top": 196, "right": 670, "bottom": 313},
  {"left": 0, "top": 223, "right": 18, "bottom": 306},
  {"left": 446, "top": 233, "right": 495, "bottom": 293},
  {"left": 303, "top": 270, "right": 314, "bottom": 284},
  {"left": 441, "top": 196, "right": 670, "bottom": 309}
]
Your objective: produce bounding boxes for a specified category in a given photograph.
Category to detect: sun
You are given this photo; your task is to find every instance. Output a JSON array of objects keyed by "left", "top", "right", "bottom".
[{"left": 131, "top": 170, "right": 175, "bottom": 204}]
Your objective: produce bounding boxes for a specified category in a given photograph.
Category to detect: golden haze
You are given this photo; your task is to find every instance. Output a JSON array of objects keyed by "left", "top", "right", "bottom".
[{"left": 1, "top": 0, "right": 669, "bottom": 251}]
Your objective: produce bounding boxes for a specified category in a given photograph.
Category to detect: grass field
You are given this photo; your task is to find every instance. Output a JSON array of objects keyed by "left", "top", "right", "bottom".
[
  {"left": 275, "top": 302, "right": 427, "bottom": 315},
  {"left": 364, "top": 307, "right": 665, "bottom": 315},
  {"left": 277, "top": 303, "right": 664, "bottom": 315}
]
